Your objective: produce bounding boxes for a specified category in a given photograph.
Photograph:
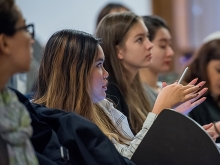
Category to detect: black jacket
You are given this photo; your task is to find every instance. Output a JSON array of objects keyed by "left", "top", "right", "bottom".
[
  {"left": 11, "top": 88, "right": 69, "bottom": 165},
  {"left": 12, "top": 88, "right": 135, "bottom": 165}
]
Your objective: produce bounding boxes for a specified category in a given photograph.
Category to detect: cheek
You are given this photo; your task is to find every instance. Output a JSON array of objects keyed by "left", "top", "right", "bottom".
[
  {"left": 90, "top": 77, "right": 98, "bottom": 92},
  {"left": 151, "top": 53, "right": 162, "bottom": 66},
  {"left": 207, "top": 70, "right": 219, "bottom": 90},
  {"left": 90, "top": 71, "right": 102, "bottom": 90}
]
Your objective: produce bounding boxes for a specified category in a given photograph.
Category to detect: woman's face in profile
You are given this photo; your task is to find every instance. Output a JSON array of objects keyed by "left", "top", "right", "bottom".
[
  {"left": 6, "top": 6, "right": 34, "bottom": 73},
  {"left": 116, "top": 20, "right": 153, "bottom": 73},
  {"left": 149, "top": 27, "right": 174, "bottom": 73},
  {"left": 207, "top": 59, "right": 220, "bottom": 98},
  {"left": 89, "top": 45, "right": 109, "bottom": 103}
]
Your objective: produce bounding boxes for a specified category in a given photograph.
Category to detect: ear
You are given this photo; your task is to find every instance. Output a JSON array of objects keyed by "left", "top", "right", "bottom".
[
  {"left": 116, "top": 45, "right": 124, "bottom": 60},
  {"left": 0, "top": 34, "right": 11, "bottom": 55}
]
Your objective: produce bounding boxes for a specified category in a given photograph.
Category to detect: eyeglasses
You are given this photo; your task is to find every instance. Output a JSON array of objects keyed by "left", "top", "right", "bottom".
[{"left": 15, "top": 24, "right": 35, "bottom": 39}]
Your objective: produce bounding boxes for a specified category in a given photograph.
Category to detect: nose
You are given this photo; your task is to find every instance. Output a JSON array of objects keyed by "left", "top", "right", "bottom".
[
  {"left": 167, "top": 46, "right": 174, "bottom": 57},
  {"left": 103, "top": 67, "right": 109, "bottom": 79},
  {"left": 146, "top": 39, "right": 154, "bottom": 50}
]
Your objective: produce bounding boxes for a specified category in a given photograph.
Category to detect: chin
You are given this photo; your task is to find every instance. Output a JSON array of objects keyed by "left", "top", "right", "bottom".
[
  {"left": 160, "top": 67, "right": 170, "bottom": 72},
  {"left": 101, "top": 93, "right": 106, "bottom": 100},
  {"left": 142, "top": 62, "right": 151, "bottom": 68}
]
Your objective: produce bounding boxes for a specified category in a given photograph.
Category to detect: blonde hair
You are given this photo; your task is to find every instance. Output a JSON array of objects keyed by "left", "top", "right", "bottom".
[
  {"left": 96, "top": 12, "right": 152, "bottom": 133},
  {"left": 34, "top": 29, "right": 129, "bottom": 144}
]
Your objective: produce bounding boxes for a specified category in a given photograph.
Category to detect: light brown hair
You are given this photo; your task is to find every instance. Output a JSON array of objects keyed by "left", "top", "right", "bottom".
[{"left": 96, "top": 12, "right": 152, "bottom": 133}]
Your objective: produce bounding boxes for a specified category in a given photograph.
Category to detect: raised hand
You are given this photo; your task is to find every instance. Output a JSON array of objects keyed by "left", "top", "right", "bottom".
[
  {"left": 152, "top": 80, "right": 202, "bottom": 115},
  {"left": 175, "top": 78, "right": 207, "bottom": 114}
]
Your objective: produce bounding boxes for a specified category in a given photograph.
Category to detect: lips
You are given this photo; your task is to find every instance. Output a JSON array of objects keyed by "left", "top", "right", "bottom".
[
  {"left": 145, "top": 54, "right": 152, "bottom": 59},
  {"left": 102, "top": 82, "right": 108, "bottom": 90},
  {"left": 164, "top": 61, "right": 171, "bottom": 65}
]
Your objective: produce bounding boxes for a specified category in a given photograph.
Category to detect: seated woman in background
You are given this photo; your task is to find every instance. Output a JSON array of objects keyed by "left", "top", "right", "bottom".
[
  {"left": 139, "top": 15, "right": 215, "bottom": 138},
  {"left": 95, "top": 12, "right": 207, "bottom": 135},
  {"left": 33, "top": 28, "right": 205, "bottom": 159},
  {"left": 96, "top": 2, "right": 130, "bottom": 28},
  {"left": 139, "top": 15, "right": 208, "bottom": 112},
  {"left": 0, "top": 0, "right": 38, "bottom": 164},
  {"left": 183, "top": 38, "right": 220, "bottom": 142},
  {"left": 139, "top": 15, "right": 175, "bottom": 107}
]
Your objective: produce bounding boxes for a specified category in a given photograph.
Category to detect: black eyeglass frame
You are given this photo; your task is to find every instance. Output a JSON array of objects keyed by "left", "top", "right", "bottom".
[{"left": 14, "top": 24, "right": 35, "bottom": 39}]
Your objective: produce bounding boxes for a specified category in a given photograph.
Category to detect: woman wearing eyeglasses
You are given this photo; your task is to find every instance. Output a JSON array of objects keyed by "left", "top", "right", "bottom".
[{"left": 0, "top": 0, "right": 38, "bottom": 165}]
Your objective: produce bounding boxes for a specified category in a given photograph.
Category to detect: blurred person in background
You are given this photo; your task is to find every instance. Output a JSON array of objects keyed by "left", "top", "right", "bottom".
[
  {"left": 0, "top": 0, "right": 38, "bottom": 164},
  {"left": 95, "top": 2, "right": 130, "bottom": 28},
  {"left": 184, "top": 37, "right": 220, "bottom": 142},
  {"left": 139, "top": 15, "right": 175, "bottom": 107}
]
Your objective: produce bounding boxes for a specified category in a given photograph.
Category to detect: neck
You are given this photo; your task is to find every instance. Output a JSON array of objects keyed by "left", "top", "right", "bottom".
[{"left": 139, "top": 67, "right": 159, "bottom": 89}]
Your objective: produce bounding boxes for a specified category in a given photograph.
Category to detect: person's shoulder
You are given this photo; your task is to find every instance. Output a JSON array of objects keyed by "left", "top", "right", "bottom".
[{"left": 32, "top": 103, "right": 98, "bottom": 128}]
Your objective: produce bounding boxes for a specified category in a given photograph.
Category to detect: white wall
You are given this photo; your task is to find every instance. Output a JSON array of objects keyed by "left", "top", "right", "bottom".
[
  {"left": 16, "top": 0, "right": 152, "bottom": 45},
  {"left": 189, "top": 0, "right": 220, "bottom": 47}
]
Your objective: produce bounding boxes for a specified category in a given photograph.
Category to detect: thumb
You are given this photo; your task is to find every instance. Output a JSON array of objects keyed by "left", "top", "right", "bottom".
[{"left": 202, "top": 123, "right": 213, "bottom": 130}]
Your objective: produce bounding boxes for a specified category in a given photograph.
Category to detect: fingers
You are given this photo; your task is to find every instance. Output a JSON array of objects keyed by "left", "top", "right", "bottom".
[
  {"left": 182, "top": 81, "right": 206, "bottom": 91},
  {"left": 196, "top": 81, "right": 206, "bottom": 88},
  {"left": 193, "top": 81, "right": 206, "bottom": 93},
  {"left": 183, "top": 92, "right": 200, "bottom": 102},
  {"left": 183, "top": 85, "right": 200, "bottom": 95},
  {"left": 190, "top": 88, "right": 208, "bottom": 102},
  {"left": 190, "top": 97, "right": 206, "bottom": 109},
  {"left": 188, "top": 78, "right": 198, "bottom": 85},
  {"left": 206, "top": 131, "right": 216, "bottom": 141},
  {"left": 203, "top": 123, "right": 214, "bottom": 130},
  {"left": 185, "top": 87, "right": 207, "bottom": 107}
]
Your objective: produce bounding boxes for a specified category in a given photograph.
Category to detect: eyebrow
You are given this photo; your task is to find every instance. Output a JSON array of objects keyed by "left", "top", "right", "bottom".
[
  {"left": 134, "top": 33, "right": 149, "bottom": 38},
  {"left": 158, "top": 38, "right": 172, "bottom": 43},
  {"left": 95, "top": 58, "right": 104, "bottom": 62}
]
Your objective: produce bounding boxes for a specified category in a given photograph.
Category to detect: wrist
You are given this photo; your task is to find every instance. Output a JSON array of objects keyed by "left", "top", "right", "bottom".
[{"left": 152, "top": 104, "right": 169, "bottom": 115}]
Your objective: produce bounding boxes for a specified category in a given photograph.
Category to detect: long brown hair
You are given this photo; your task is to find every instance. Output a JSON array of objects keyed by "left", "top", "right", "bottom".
[
  {"left": 184, "top": 39, "right": 220, "bottom": 89},
  {"left": 96, "top": 3, "right": 130, "bottom": 27},
  {"left": 183, "top": 39, "right": 220, "bottom": 103},
  {"left": 96, "top": 12, "right": 152, "bottom": 134},
  {"left": 34, "top": 29, "right": 128, "bottom": 143}
]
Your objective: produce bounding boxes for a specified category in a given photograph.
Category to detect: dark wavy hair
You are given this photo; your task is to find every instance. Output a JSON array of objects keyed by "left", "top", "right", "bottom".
[
  {"left": 0, "top": 0, "right": 19, "bottom": 36},
  {"left": 183, "top": 39, "right": 220, "bottom": 97},
  {"left": 142, "top": 15, "right": 170, "bottom": 42}
]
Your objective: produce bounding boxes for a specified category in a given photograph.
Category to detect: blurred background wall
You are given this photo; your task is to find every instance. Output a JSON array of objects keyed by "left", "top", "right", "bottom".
[
  {"left": 16, "top": 0, "right": 220, "bottom": 78},
  {"left": 16, "top": 0, "right": 152, "bottom": 45}
]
